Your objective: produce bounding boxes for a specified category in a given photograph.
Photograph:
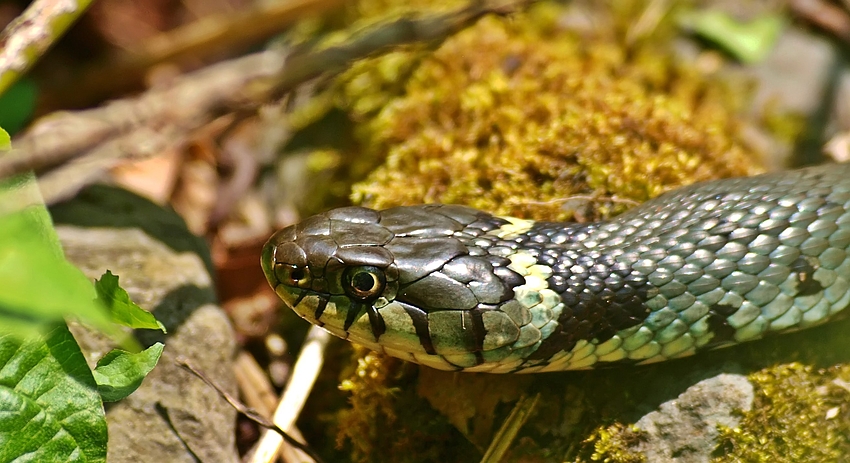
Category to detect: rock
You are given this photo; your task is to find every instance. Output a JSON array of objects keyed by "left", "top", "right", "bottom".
[
  {"left": 630, "top": 374, "right": 754, "bottom": 463},
  {"left": 52, "top": 185, "right": 239, "bottom": 463}
]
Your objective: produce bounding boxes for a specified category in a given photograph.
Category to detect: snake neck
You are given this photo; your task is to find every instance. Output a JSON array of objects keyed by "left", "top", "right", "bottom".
[{"left": 453, "top": 218, "right": 659, "bottom": 369}]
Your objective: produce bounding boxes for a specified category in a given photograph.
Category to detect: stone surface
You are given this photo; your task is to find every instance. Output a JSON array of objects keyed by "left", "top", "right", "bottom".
[
  {"left": 630, "top": 373, "right": 754, "bottom": 463},
  {"left": 53, "top": 185, "right": 238, "bottom": 463}
]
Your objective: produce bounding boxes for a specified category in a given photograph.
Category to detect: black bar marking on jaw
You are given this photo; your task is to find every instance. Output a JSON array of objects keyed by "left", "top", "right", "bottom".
[
  {"left": 293, "top": 291, "right": 306, "bottom": 307},
  {"left": 344, "top": 302, "right": 363, "bottom": 331},
  {"left": 403, "top": 304, "right": 436, "bottom": 355},
  {"left": 314, "top": 297, "right": 329, "bottom": 319},
  {"left": 366, "top": 306, "right": 387, "bottom": 338},
  {"left": 469, "top": 308, "right": 487, "bottom": 359}
]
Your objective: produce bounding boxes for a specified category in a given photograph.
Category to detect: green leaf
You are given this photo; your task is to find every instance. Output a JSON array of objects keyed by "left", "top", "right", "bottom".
[
  {"left": 0, "top": 212, "right": 113, "bottom": 338},
  {"left": 95, "top": 270, "right": 166, "bottom": 333},
  {"left": 680, "top": 10, "right": 784, "bottom": 64},
  {"left": 0, "top": 127, "right": 9, "bottom": 150},
  {"left": 0, "top": 324, "right": 107, "bottom": 462},
  {"left": 93, "top": 343, "right": 163, "bottom": 402}
]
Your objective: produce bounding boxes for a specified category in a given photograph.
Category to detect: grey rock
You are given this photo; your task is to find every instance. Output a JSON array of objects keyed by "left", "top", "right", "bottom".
[
  {"left": 630, "top": 373, "right": 754, "bottom": 463},
  {"left": 54, "top": 186, "right": 238, "bottom": 463}
]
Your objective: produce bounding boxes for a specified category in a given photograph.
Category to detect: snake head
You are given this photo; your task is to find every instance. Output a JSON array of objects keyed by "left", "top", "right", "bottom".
[{"left": 262, "top": 204, "right": 528, "bottom": 370}]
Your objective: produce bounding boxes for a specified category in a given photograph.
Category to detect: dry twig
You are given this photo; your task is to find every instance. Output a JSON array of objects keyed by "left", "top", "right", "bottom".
[
  {"left": 246, "top": 326, "right": 331, "bottom": 463},
  {"left": 0, "top": 0, "right": 94, "bottom": 94},
  {"left": 789, "top": 0, "right": 850, "bottom": 43},
  {"left": 2, "top": 0, "right": 534, "bottom": 204},
  {"left": 179, "top": 355, "right": 325, "bottom": 463}
]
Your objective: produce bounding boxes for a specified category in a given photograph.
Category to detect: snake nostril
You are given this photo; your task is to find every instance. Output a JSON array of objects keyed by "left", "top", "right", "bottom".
[{"left": 290, "top": 267, "right": 306, "bottom": 282}]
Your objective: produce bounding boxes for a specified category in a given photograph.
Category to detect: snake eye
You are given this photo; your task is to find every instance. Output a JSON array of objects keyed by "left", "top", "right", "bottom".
[
  {"left": 342, "top": 266, "right": 386, "bottom": 301},
  {"left": 275, "top": 264, "right": 311, "bottom": 288}
]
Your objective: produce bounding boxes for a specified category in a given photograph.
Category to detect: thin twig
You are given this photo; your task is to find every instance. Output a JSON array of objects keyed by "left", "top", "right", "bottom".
[
  {"left": 0, "top": 0, "right": 95, "bottom": 95},
  {"left": 3, "top": 0, "right": 535, "bottom": 204},
  {"left": 479, "top": 393, "right": 540, "bottom": 463},
  {"left": 42, "top": 0, "right": 344, "bottom": 109},
  {"left": 177, "top": 356, "right": 326, "bottom": 463},
  {"left": 789, "top": 0, "right": 850, "bottom": 43},
  {"left": 259, "top": 0, "right": 535, "bottom": 101},
  {"left": 234, "top": 351, "right": 314, "bottom": 463},
  {"left": 246, "top": 325, "right": 331, "bottom": 463},
  {"left": 514, "top": 194, "right": 641, "bottom": 208},
  {"left": 625, "top": 0, "right": 673, "bottom": 46}
]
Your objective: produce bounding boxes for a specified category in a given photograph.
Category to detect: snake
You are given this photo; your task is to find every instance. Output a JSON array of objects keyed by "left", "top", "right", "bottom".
[{"left": 262, "top": 163, "right": 850, "bottom": 373}]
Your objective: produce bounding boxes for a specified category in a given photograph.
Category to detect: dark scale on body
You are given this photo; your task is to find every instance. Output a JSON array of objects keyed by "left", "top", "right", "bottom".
[
  {"left": 705, "top": 303, "right": 739, "bottom": 347},
  {"left": 500, "top": 222, "right": 656, "bottom": 360}
]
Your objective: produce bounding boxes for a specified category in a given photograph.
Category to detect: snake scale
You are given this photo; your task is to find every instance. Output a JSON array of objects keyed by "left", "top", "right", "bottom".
[{"left": 262, "top": 163, "right": 850, "bottom": 373}]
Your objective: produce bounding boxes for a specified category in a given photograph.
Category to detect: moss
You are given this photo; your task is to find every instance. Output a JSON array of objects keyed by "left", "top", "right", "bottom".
[
  {"left": 574, "top": 423, "right": 646, "bottom": 463},
  {"left": 341, "top": 3, "right": 763, "bottom": 221},
  {"left": 335, "top": 348, "right": 475, "bottom": 463},
  {"left": 712, "top": 363, "right": 850, "bottom": 462}
]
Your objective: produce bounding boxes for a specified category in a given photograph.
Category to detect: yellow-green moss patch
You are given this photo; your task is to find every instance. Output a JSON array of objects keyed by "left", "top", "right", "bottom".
[
  {"left": 343, "top": 4, "right": 762, "bottom": 221},
  {"left": 713, "top": 363, "right": 850, "bottom": 462}
]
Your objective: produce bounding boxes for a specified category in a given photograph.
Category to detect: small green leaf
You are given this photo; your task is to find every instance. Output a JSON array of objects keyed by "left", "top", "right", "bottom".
[
  {"left": 92, "top": 343, "right": 163, "bottom": 402},
  {"left": 0, "top": 127, "right": 10, "bottom": 150},
  {"left": 0, "top": 212, "right": 114, "bottom": 337},
  {"left": 95, "top": 270, "right": 166, "bottom": 333},
  {"left": 680, "top": 10, "right": 784, "bottom": 64},
  {"left": 0, "top": 324, "right": 108, "bottom": 462}
]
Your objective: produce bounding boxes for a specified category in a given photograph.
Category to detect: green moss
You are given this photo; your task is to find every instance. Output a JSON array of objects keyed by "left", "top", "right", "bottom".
[
  {"left": 341, "top": 3, "right": 763, "bottom": 221},
  {"left": 712, "top": 363, "right": 850, "bottom": 462},
  {"left": 335, "top": 348, "right": 475, "bottom": 463},
  {"left": 574, "top": 423, "right": 646, "bottom": 463}
]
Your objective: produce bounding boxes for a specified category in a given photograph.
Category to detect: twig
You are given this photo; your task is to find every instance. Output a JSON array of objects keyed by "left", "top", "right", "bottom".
[
  {"left": 234, "top": 351, "right": 314, "bottom": 463},
  {"left": 0, "top": 0, "right": 95, "bottom": 95},
  {"left": 513, "top": 194, "right": 641, "bottom": 208},
  {"left": 3, "top": 0, "right": 535, "bottom": 204},
  {"left": 625, "top": 0, "right": 673, "bottom": 46},
  {"left": 42, "top": 0, "right": 344, "bottom": 109},
  {"left": 479, "top": 393, "right": 540, "bottom": 463},
  {"left": 259, "top": 0, "right": 534, "bottom": 100},
  {"left": 177, "top": 355, "right": 326, "bottom": 463},
  {"left": 246, "top": 325, "right": 331, "bottom": 463},
  {"left": 789, "top": 0, "right": 850, "bottom": 43},
  {"left": 19, "top": 51, "right": 285, "bottom": 203}
]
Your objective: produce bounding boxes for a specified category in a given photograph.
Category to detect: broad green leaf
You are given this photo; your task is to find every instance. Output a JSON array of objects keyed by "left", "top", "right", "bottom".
[
  {"left": 0, "top": 211, "right": 113, "bottom": 337},
  {"left": 680, "top": 11, "right": 784, "bottom": 64},
  {"left": 95, "top": 270, "right": 166, "bottom": 333},
  {"left": 93, "top": 343, "right": 163, "bottom": 402},
  {"left": 0, "top": 134, "right": 112, "bottom": 337},
  {"left": 0, "top": 324, "right": 107, "bottom": 463}
]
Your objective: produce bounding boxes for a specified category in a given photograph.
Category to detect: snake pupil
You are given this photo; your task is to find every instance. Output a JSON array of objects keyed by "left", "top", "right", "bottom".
[
  {"left": 343, "top": 266, "right": 386, "bottom": 301},
  {"left": 352, "top": 272, "right": 376, "bottom": 292}
]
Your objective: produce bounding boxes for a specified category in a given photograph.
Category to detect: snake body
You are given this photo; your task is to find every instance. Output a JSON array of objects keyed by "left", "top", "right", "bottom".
[{"left": 262, "top": 163, "right": 850, "bottom": 372}]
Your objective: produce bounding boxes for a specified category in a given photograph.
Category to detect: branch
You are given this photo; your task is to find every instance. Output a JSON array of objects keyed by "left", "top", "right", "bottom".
[
  {"left": 40, "top": 0, "right": 345, "bottom": 109},
  {"left": 0, "top": 0, "right": 95, "bottom": 95},
  {"left": 2, "top": 0, "right": 535, "bottom": 204},
  {"left": 789, "top": 0, "right": 850, "bottom": 43}
]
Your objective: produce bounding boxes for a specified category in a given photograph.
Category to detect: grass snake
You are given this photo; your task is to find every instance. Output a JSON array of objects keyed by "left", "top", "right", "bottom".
[{"left": 262, "top": 163, "right": 850, "bottom": 373}]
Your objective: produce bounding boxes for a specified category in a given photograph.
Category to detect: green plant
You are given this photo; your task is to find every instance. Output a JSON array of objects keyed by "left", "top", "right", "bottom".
[{"left": 0, "top": 127, "right": 164, "bottom": 462}]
